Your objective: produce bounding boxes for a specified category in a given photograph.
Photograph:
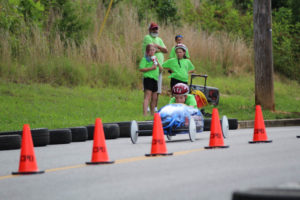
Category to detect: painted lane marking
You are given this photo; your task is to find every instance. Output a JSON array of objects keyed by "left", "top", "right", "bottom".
[{"left": 0, "top": 148, "right": 205, "bottom": 180}]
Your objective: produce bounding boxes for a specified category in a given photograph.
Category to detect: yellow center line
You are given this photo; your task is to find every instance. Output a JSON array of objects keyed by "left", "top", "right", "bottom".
[
  {"left": 0, "top": 175, "right": 14, "bottom": 180},
  {"left": 115, "top": 156, "right": 152, "bottom": 164},
  {"left": 0, "top": 148, "right": 205, "bottom": 180},
  {"left": 173, "top": 148, "right": 205, "bottom": 156},
  {"left": 45, "top": 164, "right": 86, "bottom": 173}
]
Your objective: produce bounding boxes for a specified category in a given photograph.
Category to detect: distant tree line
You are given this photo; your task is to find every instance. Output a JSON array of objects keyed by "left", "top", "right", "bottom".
[{"left": 0, "top": 0, "right": 299, "bottom": 82}]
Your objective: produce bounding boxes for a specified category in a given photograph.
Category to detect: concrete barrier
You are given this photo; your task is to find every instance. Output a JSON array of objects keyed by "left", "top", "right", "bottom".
[{"left": 239, "top": 118, "right": 300, "bottom": 129}]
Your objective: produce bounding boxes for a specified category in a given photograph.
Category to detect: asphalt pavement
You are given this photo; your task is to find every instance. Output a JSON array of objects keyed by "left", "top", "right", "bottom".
[{"left": 0, "top": 126, "right": 300, "bottom": 200}]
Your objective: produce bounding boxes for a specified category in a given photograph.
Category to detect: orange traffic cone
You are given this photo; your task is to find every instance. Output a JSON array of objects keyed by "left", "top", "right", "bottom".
[
  {"left": 145, "top": 113, "right": 173, "bottom": 156},
  {"left": 249, "top": 105, "right": 272, "bottom": 143},
  {"left": 12, "top": 124, "right": 44, "bottom": 175},
  {"left": 86, "top": 118, "right": 114, "bottom": 164},
  {"left": 205, "top": 108, "right": 229, "bottom": 149}
]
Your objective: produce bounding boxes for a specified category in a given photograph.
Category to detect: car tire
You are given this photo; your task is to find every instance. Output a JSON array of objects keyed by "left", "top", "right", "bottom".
[
  {"left": 116, "top": 122, "right": 131, "bottom": 137},
  {"left": 105, "top": 124, "right": 120, "bottom": 139},
  {"left": 69, "top": 127, "right": 88, "bottom": 142},
  {"left": 31, "top": 128, "right": 50, "bottom": 147},
  {"left": 204, "top": 118, "right": 238, "bottom": 131},
  {"left": 85, "top": 124, "right": 120, "bottom": 140},
  {"left": 85, "top": 125, "right": 95, "bottom": 140},
  {"left": 0, "top": 135, "right": 21, "bottom": 150},
  {"left": 138, "top": 121, "right": 153, "bottom": 136},
  {"left": 229, "top": 118, "right": 238, "bottom": 130},
  {"left": 0, "top": 128, "right": 49, "bottom": 147},
  {"left": 49, "top": 129, "right": 72, "bottom": 144}
]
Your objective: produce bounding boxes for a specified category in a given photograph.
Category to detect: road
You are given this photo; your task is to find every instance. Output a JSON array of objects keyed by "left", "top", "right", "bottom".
[{"left": 0, "top": 126, "right": 300, "bottom": 200}]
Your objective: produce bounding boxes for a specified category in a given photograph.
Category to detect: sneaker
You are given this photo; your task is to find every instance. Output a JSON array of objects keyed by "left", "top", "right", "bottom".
[
  {"left": 154, "top": 107, "right": 158, "bottom": 112},
  {"left": 147, "top": 107, "right": 150, "bottom": 112}
]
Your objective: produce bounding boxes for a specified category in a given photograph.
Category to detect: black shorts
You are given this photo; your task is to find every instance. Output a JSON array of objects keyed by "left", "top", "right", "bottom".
[
  {"left": 143, "top": 78, "right": 158, "bottom": 92},
  {"left": 170, "top": 78, "right": 188, "bottom": 92}
]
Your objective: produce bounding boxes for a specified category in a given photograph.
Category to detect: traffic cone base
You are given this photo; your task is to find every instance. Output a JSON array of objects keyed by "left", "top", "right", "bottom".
[
  {"left": 249, "top": 140, "right": 272, "bottom": 144},
  {"left": 205, "top": 145, "right": 229, "bottom": 149},
  {"left": 12, "top": 170, "right": 44, "bottom": 175},
  {"left": 86, "top": 161, "right": 114, "bottom": 165},
  {"left": 145, "top": 152, "right": 173, "bottom": 157}
]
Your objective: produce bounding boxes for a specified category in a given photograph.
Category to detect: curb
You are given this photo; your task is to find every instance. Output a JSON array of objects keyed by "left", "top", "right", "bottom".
[{"left": 239, "top": 118, "right": 300, "bottom": 129}]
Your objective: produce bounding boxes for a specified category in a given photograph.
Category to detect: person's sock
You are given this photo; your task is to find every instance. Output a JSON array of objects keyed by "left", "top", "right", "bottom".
[
  {"left": 147, "top": 106, "right": 150, "bottom": 112},
  {"left": 154, "top": 107, "right": 158, "bottom": 112}
]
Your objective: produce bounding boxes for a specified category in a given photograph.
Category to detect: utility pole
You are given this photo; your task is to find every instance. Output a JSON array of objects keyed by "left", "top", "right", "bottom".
[{"left": 253, "top": 0, "right": 275, "bottom": 111}]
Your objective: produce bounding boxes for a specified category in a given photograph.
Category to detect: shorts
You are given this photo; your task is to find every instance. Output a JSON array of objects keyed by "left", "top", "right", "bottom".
[
  {"left": 170, "top": 78, "right": 188, "bottom": 92},
  {"left": 143, "top": 78, "right": 158, "bottom": 92},
  {"left": 157, "top": 73, "right": 162, "bottom": 94}
]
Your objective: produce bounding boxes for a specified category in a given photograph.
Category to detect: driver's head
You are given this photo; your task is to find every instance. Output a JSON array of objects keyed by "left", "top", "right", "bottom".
[
  {"left": 172, "top": 83, "right": 189, "bottom": 103},
  {"left": 175, "top": 95, "right": 187, "bottom": 104}
]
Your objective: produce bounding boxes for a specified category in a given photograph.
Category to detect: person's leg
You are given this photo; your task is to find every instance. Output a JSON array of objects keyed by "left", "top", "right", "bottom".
[
  {"left": 150, "top": 92, "right": 158, "bottom": 115},
  {"left": 143, "top": 90, "right": 152, "bottom": 116}
]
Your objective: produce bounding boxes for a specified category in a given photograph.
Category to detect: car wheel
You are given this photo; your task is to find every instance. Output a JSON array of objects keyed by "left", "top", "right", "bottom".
[
  {"left": 222, "top": 115, "right": 229, "bottom": 138},
  {"left": 130, "top": 120, "right": 138, "bottom": 144}
]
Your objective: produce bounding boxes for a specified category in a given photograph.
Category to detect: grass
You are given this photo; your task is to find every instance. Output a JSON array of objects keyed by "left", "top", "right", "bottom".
[
  {"left": 1, "top": 73, "right": 300, "bottom": 132},
  {"left": 0, "top": 80, "right": 169, "bottom": 131}
]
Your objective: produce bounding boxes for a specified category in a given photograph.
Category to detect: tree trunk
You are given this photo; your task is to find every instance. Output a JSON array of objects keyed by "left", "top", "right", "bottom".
[{"left": 253, "top": 0, "right": 275, "bottom": 111}]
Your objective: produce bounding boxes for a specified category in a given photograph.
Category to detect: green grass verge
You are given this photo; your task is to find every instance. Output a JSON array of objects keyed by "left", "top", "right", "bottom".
[{"left": 1, "top": 74, "right": 300, "bottom": 132}]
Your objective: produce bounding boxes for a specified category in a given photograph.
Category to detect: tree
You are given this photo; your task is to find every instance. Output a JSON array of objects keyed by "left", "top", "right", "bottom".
[{"left": 253, "top": 0, "right": 275, "bottom": 111}]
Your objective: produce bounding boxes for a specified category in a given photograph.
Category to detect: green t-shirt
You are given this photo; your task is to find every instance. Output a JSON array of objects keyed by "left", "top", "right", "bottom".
[
  {"left": 169, "top": 46, "right": 190, "bottom": 59},
  {"left": 139, "top": 57, "right": 159, "bottom": 81},
  {"left": 169, "top": 94, "right": 197, "bottom": 108},
  {"left": 142, "top": 34, "right": 166, "bottom": 65},
  {"left": 162, "top": 58, "right": 195, "bottom": 82}
]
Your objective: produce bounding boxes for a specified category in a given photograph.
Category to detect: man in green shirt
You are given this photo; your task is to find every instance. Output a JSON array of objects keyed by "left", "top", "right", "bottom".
[{"left": 142, "top": 22, "right": 168, "bottom": 112}]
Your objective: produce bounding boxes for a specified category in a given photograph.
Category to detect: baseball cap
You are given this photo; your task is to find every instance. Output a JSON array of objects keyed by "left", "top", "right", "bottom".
[{"left": 149, "top": 22, "right": 159, "bottom": 30}]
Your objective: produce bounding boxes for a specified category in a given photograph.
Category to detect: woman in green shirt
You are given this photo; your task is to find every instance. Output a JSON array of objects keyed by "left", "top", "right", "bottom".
[{"left": 162, "top": 44, "right": 195, "bottom": 92}]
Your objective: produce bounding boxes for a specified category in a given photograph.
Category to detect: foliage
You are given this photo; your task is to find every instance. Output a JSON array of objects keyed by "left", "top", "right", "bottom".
[
  {"left": 0, "top": 0, "right": 300, "bottom": 86},
  {"left": 133, "top": 0, "right": 180, "bottom": 25},
  {"left": 40, "top": 0, "right": 96, "bottom": 45},
  {"left": 272, "top": 7, "right": 300, "bottom": 82}
]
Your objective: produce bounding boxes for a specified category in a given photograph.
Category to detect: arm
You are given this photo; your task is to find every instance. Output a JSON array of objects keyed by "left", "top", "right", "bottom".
[
  {"left": 153, "top": 43, "right": 168, "bottom": 53},
  {"left": 188, "top": 60, "right": 195, "bottom": 74},
  {"left": 139, "top": 64, "right": 156, "bottom": 72}
]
